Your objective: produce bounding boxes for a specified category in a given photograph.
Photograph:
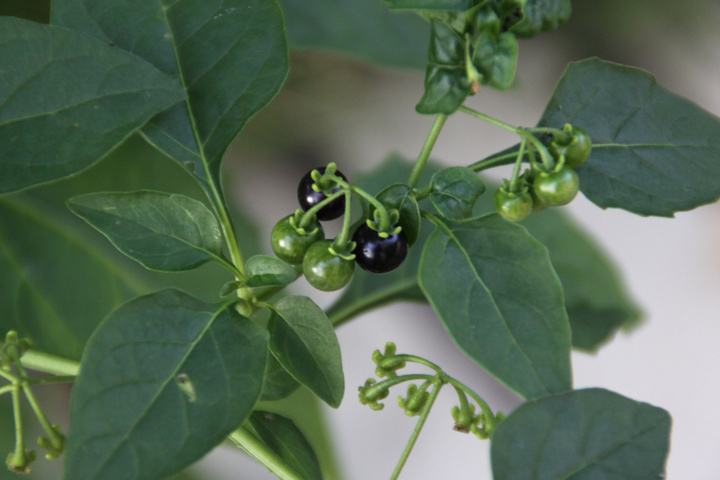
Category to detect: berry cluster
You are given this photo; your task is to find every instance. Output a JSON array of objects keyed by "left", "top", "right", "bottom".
[
  {"left": 271, "top": 166, "right": 409, "bottom": 292},
  {"left": 494, "top": 124, "right": 592, "bottom": 222}
]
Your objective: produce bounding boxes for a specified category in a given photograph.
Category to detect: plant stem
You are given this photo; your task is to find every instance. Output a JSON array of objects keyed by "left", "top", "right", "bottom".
[
  {"left": 333, "top": 190, "right": 354, "bottom": 249},
  {"left": 408, "top": 115, "right": 448, "bottom": 188},
  {"left": 0, "top": 368, "right": 16, "bottom": 383},
  {"left": 298, "top": 190, "right": 345, "bottom": 228},
  {"left": 391, "top": 355, "right": 444, "bottom": 375},
  {"left": 390, "top": 379, "right": 443, "bottom": 480},
  {"left": 229, "top": 427, "right": 302, "bottom": 480},
  {"left": 470, "top": 151, "right": 520, "bottom": 172},
  {"left": 22, "top": 383, "right": 63, "bottom": 448},
  {"left": 10, "top": 384, "right": 25, "bottom": 467},
  {"left": 0, "top": 385, "right": 14, "bottom": 396},
  {"left": 20, "top": 351, "right": 79, "bottom": 377},
  {"left": 509, "top": 140, "right": 526, "bottom": 192},
  {"left": 445, "top": 377, "right": 496, "bottom": 434},
  {"left": 459, "top": 106, "right": 519, "bottom": 134}
]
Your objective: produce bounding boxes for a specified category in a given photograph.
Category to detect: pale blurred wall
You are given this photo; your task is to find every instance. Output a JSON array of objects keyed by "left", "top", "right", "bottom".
[{"left": 195, "top": 3, "right": 720, "bottom": 478}]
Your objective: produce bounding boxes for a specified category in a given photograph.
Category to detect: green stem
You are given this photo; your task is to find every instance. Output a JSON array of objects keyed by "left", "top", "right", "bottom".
[
  {"left": 370, "top": 374, "right": 436, "bottom": 393},
  {"left": 0, "top": 385, "right": 14, "bottom": 396},
  {"left": 22, "top": 384, "right": 63, "bottom": 448},
  {"left": 299, "top": 190, "right": 345, "bottom": 228},
  {"left": 10, "top": 384, "right": 25, "bottom": 468},
  {"left": 229, "top": 428, "right": 302, "bottom": 480},
  {"left": 508, "top": 140, "right": 526, "bottom": 192},
  {"left": 445, "top": 377, "right": 496, "bottom": 433},
  {"left": 333, "top": 190, "right": 354, "bottom": 249},
  {"left": 0, "top": 368, "right": 16, "bottom": 383},
  {"left": 470, "top": 151, "right": 520, "bottom": 172},
  {"left": 408, "top": 115, "right": 448, "bottom": 188},
  {"left": 391, "top": 355, "right": 444, "bottom": 375},
  {"left": 390, "top": 379, "right": 443, "bottom": 480},
  {"left": 20, "top": 351, "right": 79, "bottom": 377},
  {"left": 331, "top": 176, "right": 394, "bottom": 232},
  {"left": 459, "top": 106, "right": 519, "bottom": 134},
  {"left": 522, "top": 131, "right": 554, "bottom": 170}
]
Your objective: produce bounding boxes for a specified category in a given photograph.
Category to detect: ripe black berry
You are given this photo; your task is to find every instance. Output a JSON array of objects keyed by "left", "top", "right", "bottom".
[
  {"left": 352, "top": 224, "right": 408, "bottom": 274},
  {"left": 297, "top": 167, "right": 347, "bottom": 221}
]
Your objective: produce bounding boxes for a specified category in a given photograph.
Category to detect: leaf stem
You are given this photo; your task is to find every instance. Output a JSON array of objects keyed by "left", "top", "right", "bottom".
[
  {"left": 459, "top": 106, "right": 519, "bottom": 134},
  {"left": 408, "top": 115, "right": 448, "bottom": 188},
  {"left": 0, "top": 368, "right": 16, "bottom": 383},
  {"left": 0, "top": 385, "right": 14, "bottom": 396},
  {"left": 390, "top": 379, "right": 443, "bottom": 480},
  {"left": 229, "top": 427, "right": 302, "bottom": 480},
  {"left": 470, "top": 151, "right": 519, "bottom": 172},
  {"left": 20, "top": 351, "right": 80, "bottom": 377},
  {"left": 10, "top": 383, "right": 25, "bottom": 469}
]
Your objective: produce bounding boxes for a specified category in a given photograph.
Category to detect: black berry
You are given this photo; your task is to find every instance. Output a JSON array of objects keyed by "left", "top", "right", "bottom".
[
  {"left": 297, "top": 167, "right": 347, "bottom": 221},
  {"left": 353, "top": 224, "right": 408, "bottom": 274}
]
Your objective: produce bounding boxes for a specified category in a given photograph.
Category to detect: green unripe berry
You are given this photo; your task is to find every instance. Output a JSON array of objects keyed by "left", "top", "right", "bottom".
[
  {"left": 302, "top": 240, "right": 355, "bottom": 292},
  {"left": 494, "top": 188, "right": 533, "bottom": 222},
  {"left": 271, "top": 215, "right": 324, "bottom": 264},
  {"left": 532, "top": 166, "right": 580, "bottom": 207}
]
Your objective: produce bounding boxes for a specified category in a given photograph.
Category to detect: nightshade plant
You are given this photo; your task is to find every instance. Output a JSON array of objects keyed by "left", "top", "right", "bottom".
[{"left": 0, "top": 0, "right": 718, "bottom": 478}]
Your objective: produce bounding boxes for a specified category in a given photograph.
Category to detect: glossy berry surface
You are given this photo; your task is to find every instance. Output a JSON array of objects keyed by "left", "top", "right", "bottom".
[
  {"left": 532, "top": 167, "right": 580, "bottom": 207},
  {"left": 553, "top": 127, "right": 592, "bottom": 168},
  {"left": 352, "top": 224, "right": 408, "bottom": 274},
  {"left": 271, "top": 216, "right": 324, "bottom": 264},
  {"left": 494, "top": 189, "right": 533, "bottom": 222},
  {"left": 297, "top": 167, "right": 347, "bottom": 221},
  {"left": 302, "top": 240, "right": 355, "bottom": 291}
]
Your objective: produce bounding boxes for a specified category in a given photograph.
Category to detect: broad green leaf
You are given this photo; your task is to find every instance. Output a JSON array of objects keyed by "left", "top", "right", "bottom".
[
  {"left": 280, "top": 0, "right": 429, "bottom": 69},
  {"left": 65, "top": 289, "right": 268, "bottom": 480},
  {"left": 0, "top": 17, "right": 184, "bottom": 194},
  {"left": 268, "top": 296, "right": 344, "bottom": 408},
  {"left": 510, "top": 0, "right": 572, "bottom": 37},
  {"left": 430, "top": 167, "right": 486, "bottom": 221},
  {"left": 261, "top": 356, "right": 300, "bottom": 402},
  {"left": 328, "top": 155, "right": 436, "bottom": 325},
  {"left": 540, "top": 58, "right": 720, "bottom": 217},
  {"left": 522, "top": 210, "right": 640, "bottom": 351},
  {"left": 491, "top": 388, "right": 671, "bottom": 479},
  {"left": 419, "top": 214, "right": 572, "bottom": 399},
  {"left": 385, "top": 0, "right": 478, "bottom": 10},
  {"left": 52, "top": 0, "right": 289, "bottom": 191},
  {"left": 248, "top": 411, "right": 323, "bottom": 480},
  {"left": 473, "top": 188, "right": 641, "bottom": 351},
  {"left": 245, "top": 255, "right": 299, "bottom": 288},
  {"left": 68, "top": 191, "right": 225, "bottom": 272},
  {"left": 416, "top": 22, "right": 468, "bottom": 115},
  {"left": 0, "top": 196, "right": 138, "bottom": 360},
  {"left": 376, "top": 184, "right": 421, "bottom": 245}
]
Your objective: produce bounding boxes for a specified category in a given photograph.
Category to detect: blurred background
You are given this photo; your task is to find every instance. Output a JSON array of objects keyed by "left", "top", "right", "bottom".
[{"left": 1, "top": 0, "right": 719, "bottom": 478}]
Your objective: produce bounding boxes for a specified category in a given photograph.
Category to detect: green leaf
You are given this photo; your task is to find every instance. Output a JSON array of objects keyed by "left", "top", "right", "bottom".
[
  {"left": 248, "top": 411, "right": 323, "bottom": 480},
  {"left": 419, "top": 214, "right": 572, "bottom": 399},
  {"left": 416, "top": 22, "right": 469, "bottom": 115},
  {"left": 376, "top": 184, "right": 421, "bottom": 245},
  {"left": 384, "top": 0, "right": 479, "bottom": 10},
  {"left": 52, "top": 0, "right": 289, "bottom": 192},
  {"left": 268, "top": 296, "right": 344, "bottom": 408},
  {"left": 491, "top": 388, "right": 671, "bottom": 479},
  {"left": 245, "top": 255, "right": 299, "bottom": 288},
  {"left": 521, "top": 209, "right": 640, "bottom": 351},
  {"left": 539, "top": 58, "right": 720, "bottom": 217},
  {"left": 68, "top": 191, "right": 225, "bottom": 272},
  {"left": 0, "top": 0, "right": 50, "bottom": 22},
  {"left": 279, "top": 0, "right": 429, "bottom": 69},
  {"left": 430, "top": 166, "right": 487, "bottom": 221},
  {"left": 0, "top": 17, "right": 184, "bottom": 194},
  {"left": 471, "top": 30, "right": 518, "bottom": 90},
  {"left": 261, "top": 356, "right": 301, "bottom": 402},
  {"left": 65, "top": 289, "right": 268, "bottom": 480},
  {"left": 0, "top": 196, "right": 139, "bottom": 360},
  {"left": 510, "top": 0, "right": 572, "bottom": 37},
  {"left": 328, "top": 155, "right": 436, "bottom": 325}
]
